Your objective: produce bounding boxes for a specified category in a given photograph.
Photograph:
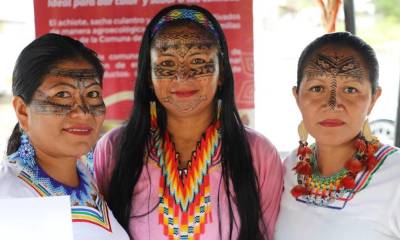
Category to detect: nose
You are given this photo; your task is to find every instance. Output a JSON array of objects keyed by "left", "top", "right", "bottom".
[
  {"left": 69, "top": 94, "right": 91, "bottom": 117},
  {"left": 324, "top": 90, "right": 344, "bottom": 111},
  {"left": 175, "top": 66, "right": 190, "bottom": 82}
]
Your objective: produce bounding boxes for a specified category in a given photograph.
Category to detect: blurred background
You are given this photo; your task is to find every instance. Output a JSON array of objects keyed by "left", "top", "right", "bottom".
[{"left": 0, "top": 0, "right": 399, "bottom": 157}]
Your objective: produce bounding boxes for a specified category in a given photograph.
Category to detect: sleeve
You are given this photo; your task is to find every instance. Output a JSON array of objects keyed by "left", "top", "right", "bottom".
[
  {"left": 387, "top": 151, "right": 400, "bottom": 237},
  {"left": 93, "top": 127, "right": 121, "bottom": 197},
  {"left": 247, "top": 129, "right": 284, "bottom": 240},
  {"left": 0, "top": 164, "right": 36, "bottom": 198}
]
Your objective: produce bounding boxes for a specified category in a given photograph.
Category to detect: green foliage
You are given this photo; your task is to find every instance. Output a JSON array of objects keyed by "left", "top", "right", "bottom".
[{"left": 373, "top": 0, "right": 400, "bottom": 23}]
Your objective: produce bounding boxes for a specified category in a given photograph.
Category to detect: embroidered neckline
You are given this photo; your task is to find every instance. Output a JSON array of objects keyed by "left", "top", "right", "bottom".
[{"left": 10, "top": 154, "right": 112, "bottom": 232}]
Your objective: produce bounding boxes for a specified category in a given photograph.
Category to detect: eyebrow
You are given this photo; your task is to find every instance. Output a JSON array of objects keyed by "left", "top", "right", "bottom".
[
  {"left": 48, "top": 81, "right": 100, "bottom": 89},
  {"left": 156, "top": 52, "right": 176, "bottom": 57}
]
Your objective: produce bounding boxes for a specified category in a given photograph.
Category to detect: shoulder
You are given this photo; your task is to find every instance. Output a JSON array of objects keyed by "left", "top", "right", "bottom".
[
  {"left": 245, "top": 127, "right": 277, "bottom": 153},
  {"left": 244, "top": 127, "right": 283, "bottom": 174},
  {"left": 0, "top": 157, "right": 36, "bottom": 198},
  {"left": 97, "top": 125, "right": 126, "bottom": 148},
  {"left": 282, "top": 148, "right": 298, "bottom": 170},
  {"left": 373, "top": 144, "right": 400, "bottom": 174}
]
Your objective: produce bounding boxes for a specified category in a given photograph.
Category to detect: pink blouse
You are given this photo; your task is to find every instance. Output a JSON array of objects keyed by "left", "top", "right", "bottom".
[{"left": 94, "top": 127, "right": 283, "bottom": 240}]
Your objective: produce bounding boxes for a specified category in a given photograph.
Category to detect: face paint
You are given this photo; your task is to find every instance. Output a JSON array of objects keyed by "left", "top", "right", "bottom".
[
  {"left": 152, "top": 31, "right": 218, "bottom": 81},
  {"left": 160, "top": 94, "right": 208, "bottom": 112},
  {"left": 305, "top": 53, "right": 363, "bottom": 109},
  {"left": 49, "top": 68, "right": 100, "bottom": 83},
  {"left": 151, "top": 28, "right": 219, "bottom": 114},
  {"left": 30, "top": 68, "right": 106, "bottom": 116}
]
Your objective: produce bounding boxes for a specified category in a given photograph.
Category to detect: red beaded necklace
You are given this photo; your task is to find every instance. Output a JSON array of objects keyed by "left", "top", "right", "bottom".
[{"left": 291, "top": 136, "right": 380, "bottom": 204}]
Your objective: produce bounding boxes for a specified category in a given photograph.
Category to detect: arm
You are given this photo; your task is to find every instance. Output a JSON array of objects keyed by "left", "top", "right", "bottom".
[
  {"left": 247, "top": 129, "right": 284, "bottom": 240},
  {"left": 93, "top": 127, "right": 122, "bottom": 197}
]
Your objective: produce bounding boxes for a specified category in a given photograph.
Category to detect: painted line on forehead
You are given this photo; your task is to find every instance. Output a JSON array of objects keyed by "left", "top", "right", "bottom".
[
  {"left": 306, "top": 53, "right": 363, "bottom": 79},
  {"left": 49, "top": 68, "right": 100, "bottom": 83}
]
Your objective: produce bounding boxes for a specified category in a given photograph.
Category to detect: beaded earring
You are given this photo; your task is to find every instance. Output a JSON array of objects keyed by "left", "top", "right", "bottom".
[
  {"left": 150, "top": 101, "right": 158, "bottom": 130},
  {"left": 84, "top": 149, "right": 95, "bottom": 177},
  {"left": 17, "top": 131, "right": 36, "bottom": 169}
]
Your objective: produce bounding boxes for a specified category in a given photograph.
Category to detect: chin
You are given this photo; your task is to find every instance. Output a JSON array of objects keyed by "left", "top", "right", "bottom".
[
  {"left": 314, "top": 134, "right": 355, "bottom": 146},
  {"left": 68, "top": 143, "right": 92, "bottom": 157}
]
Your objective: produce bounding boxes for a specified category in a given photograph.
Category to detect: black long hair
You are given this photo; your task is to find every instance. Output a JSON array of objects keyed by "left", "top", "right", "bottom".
[
  {"left": 7, "top": 33, "right": 103, "bottom": 155},
  {"left": 106, "top": 4, "right": 265, "bottom": 239},
  {"left": 297, "top": 32, "right": 379, "bottom": 94}
]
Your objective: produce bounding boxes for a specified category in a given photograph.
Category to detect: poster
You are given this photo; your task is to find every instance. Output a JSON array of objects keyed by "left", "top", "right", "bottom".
[{"left": 34, "top": 0, "right": 254, "bottom": 126}]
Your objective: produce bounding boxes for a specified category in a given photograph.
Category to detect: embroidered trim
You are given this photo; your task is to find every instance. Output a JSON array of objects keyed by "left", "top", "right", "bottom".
[
  {"left": 13, "top": 156, "right": 112, "bottom": 232},
  {"left": 295, "top": 144, "right": 398, "bottom": 210}
]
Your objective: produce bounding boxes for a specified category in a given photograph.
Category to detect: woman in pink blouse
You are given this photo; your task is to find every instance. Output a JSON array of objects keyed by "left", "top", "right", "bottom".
[{"left": 94, "top": 4, "right": 283, "bottom": 240}]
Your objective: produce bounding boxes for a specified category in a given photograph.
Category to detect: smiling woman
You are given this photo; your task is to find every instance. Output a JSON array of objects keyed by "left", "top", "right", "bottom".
[
  {"left": 0, "top": 33, "right": 129, "bottom": 240},
  {"left": 94, "top": 4, "right": 283, "bottom": 240}
]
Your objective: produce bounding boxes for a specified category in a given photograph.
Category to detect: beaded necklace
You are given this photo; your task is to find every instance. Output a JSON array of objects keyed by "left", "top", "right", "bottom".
[
  {"left": 291, "top": 136, "right": 380, "bottom": 206},
  {"left": 10, "top": 153, "right": 112, "bottom": 231},
  {"left": 150, "top": 102, "right": 221, "bottom": 239}
]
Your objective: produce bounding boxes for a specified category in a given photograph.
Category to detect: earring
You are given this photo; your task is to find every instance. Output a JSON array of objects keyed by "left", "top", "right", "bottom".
[
  {"left": 17, "top": 132, "right": 36, "bottom": 169},
  {"left": 216, "top": 99, "right": 222, "bottom": 120},
  {"left": 150, "top": 101, "right": 158, "bottom": 130},
  {"left": 362, "top": 119, "right": 374, "bottom": 142},
  {"left": 84, "top": 149, "right": 95, "bottom": 177},
  {"left": 298, "top": 121, "right": 309, "bottom": 145}
]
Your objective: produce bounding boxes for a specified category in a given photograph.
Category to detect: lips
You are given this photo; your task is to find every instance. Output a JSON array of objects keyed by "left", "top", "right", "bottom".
[
  {"left": 171, "top": 90, "right": 199, "bottom": 97},
  {"left": 318, "top": 119, "right": 345, "bottom": 127},
  {"left": 63, "top": 126, "right": 93, "bottom": 136}
]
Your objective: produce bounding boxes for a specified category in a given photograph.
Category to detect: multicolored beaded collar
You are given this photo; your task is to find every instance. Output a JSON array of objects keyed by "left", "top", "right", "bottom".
[
  {"left": 291, "top": 136, "right": 381, "bottom": 208},
  {"left": 9, "top": 153, "right": 112, "bottom": 232},
  {"left": 149, "top": 101, "right": 221, "bottom": 239}
]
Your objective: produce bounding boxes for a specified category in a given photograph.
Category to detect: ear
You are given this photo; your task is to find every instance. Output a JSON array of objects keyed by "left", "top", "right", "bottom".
[
  {"left": 367, "top": 86, "right": 382, "bottom": 115},
  {"left": 12, "top": 96, "right": 29, "bottom": 132},
  {"left": 292, "top": 86, "right": 299, "bottom": 105}
]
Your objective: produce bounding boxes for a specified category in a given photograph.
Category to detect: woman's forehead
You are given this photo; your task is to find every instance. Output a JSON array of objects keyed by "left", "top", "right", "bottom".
[
  {"left": 304, "top": 46, "right": 367, "bottom": 79},
  {"left": 153, "top": 23, "right": 217, "bottom": 44}
]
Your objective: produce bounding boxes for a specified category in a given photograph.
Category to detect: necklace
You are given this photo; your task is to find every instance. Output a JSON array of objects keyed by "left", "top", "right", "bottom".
[
  {"left": 12, "top": 155, "right": 112, "bottom": 231},
  {"left": 153, "top": 121, "right": 221, "bottom": 240},
  {"left": 291, "top": 136, "right": 380, "bottom": 206}
]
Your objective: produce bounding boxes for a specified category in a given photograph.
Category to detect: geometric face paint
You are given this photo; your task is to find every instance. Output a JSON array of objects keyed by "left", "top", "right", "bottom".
[
  {"left": 30, "top": 68, "right": 106, "bottom": 116},
  {"left": 305, "top": 53, "right": 363, "bottom": 109},
  {"left": 151, "top": 29, "right": 219, "bottom": 113}
]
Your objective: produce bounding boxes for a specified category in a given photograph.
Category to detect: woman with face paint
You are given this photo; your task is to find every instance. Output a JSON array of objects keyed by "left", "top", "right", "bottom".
[
  {"left": 0, "top": 33, "right": 129, "bottom": 240},
  {"left": 94, "top": 4, "right": 283, "bottom": 240},
  {"left": 275, "top": 32, "right": 400, "bottom": 240}
]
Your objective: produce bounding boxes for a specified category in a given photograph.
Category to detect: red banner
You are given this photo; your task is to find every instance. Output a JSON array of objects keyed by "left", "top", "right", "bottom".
[{"left": 34, "top": 0, "right": 254, "bottom": 125}]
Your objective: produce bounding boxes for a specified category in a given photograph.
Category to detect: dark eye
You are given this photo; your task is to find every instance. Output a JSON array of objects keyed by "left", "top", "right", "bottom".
[
  {"left": 160, "top": 60, "right": 175, "bottom": 67},
  {"left": 55, "top": 91, "right": 71, "bottom": 98},
  {"left": 344, "top": 87, "right": 358, "bottom": 94},
  {"left": 191, "top": 58, "right": 206, "bottom": 64},
  {"left": 87, "top": 91, "right": 100, "bottom": 98},
  {"left": 309, "top": 86, "right": 323, "bottom": 93}
]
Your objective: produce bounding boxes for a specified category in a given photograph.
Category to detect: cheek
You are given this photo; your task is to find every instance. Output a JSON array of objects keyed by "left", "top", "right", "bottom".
[
  {"left": 298, "top": 96, "right": 320, "bottom": 115},
  {"left": 152, "top": 80, "right": 170, "bottom": 96},
  {"left": 198, "top": 74, "right": 219, "bottom": 90},
  {"left": 94, "top": 115, "right": 105, "bottom": 130}
]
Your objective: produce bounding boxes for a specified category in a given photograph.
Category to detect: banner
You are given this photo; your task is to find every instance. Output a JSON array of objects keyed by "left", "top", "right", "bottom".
[{"left": 34, "top": 0, "right": 254, "bottom": 126}]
